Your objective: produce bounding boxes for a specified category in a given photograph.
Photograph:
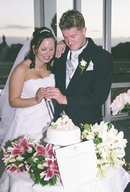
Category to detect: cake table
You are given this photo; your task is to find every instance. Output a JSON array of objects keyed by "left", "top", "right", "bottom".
[{"left": 0, "top": 165, "right": 130, "bottom": 192}]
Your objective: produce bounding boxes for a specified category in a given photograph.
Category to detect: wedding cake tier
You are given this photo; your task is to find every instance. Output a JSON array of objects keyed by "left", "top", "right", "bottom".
[{"left": 46, "top": 115, "right": 81, "bottom": 146}]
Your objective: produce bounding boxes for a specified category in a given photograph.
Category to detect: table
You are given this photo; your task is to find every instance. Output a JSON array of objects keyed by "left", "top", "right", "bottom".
[{"left": 0, "top": 165, "right": 130, "bottom": 192}]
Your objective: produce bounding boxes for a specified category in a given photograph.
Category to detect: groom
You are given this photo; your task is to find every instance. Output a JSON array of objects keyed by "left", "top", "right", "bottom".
[{"left": 43, "top": 9, "right": 113, "bottom": 127}]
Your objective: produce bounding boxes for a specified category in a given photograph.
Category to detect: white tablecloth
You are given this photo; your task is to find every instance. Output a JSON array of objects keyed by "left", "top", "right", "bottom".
[{"left": 0, "top": 166, "right": 130, "bottom": 192}]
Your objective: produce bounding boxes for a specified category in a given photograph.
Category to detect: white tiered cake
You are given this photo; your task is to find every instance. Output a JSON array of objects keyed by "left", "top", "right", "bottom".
[{"left": 46, "top": 115, "right": 81, "bottom": 146}]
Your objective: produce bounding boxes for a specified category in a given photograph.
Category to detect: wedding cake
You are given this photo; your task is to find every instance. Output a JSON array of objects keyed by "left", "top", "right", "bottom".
[{"left": 46, "top": 115, "right": 81, "bottom": 146}]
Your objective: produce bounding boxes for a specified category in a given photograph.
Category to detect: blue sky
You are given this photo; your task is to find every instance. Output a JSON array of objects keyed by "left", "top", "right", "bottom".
[{"left": 0, "top": 0, "right": 130, "bottom": 47}]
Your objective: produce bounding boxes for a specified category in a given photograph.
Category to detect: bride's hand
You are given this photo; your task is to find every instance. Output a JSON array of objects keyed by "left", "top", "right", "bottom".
[
  {"left": 55, "top": 40, "right": 66, "bottom": 58},
  {"left": 35, "top": 88, "right": 44, "bottom": 103}
]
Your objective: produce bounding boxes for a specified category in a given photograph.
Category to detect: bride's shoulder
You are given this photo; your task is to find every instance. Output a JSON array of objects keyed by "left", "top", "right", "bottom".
[
  {"left": 15, "top": 59, "right": 31, "bottom": 70},
  {"left": 11, "top": 60, "right": 30, "bottom": 77}
]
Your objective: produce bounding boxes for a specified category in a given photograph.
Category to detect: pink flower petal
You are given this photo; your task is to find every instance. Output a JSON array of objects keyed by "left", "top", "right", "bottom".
[
  {"left": 42, "top": 169, "right": 53, "bottom": 180},
  {"left": 20, "top": 138, "right": 29, "bottom": 150},
  {"left": 40, "top": 158, "right": 60, "bottom": 180},
  {"left": 8, "top": 164, "right": 24, "bottom": 173},
  {"left": 34, "top": 144, "right": 53, "bottom": 157},
  {"left": 11, "top": 148, "right": 23, "bottom": 156}
]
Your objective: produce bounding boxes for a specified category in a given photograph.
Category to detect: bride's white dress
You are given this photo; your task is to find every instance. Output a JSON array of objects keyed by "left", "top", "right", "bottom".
[{"left": 1, "top": 74, "right": 55, "bottom": 147}]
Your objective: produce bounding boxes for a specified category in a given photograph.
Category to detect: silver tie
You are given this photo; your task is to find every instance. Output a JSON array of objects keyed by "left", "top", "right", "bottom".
[
  {"left": 66, "top": 52, "right": 78, "bottom": 88},
  {"left": 66, "top": 41, "right": 88, "bottom": 88}
]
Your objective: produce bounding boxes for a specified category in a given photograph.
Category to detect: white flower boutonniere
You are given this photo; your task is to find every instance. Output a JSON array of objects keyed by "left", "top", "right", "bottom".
[{"left": 79, "top": 58, "right": 87, "bottom": 74}]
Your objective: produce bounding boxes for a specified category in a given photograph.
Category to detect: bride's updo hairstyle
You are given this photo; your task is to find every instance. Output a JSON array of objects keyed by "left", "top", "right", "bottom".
[{"left": 25, "top": 27, "right": 56, "bottom": 70}]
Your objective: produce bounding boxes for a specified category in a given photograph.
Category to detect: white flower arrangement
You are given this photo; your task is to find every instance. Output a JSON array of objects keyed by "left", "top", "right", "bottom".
[
  {"left": 110, "top": 89, "right": 130, "bottom": 115},
  {"left": 81, "top": 121, "right": 127, "bottom": 178},
  {"left": 79, "top": 58, "right": 87, "bottom": 74}
]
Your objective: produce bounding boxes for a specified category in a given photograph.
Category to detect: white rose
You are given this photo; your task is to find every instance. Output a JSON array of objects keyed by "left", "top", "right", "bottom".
[{"left": 80, "top": 59, "right": 87, "bottom": 67}]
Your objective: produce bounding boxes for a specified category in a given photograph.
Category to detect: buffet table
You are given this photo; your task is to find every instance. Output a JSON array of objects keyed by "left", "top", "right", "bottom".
[{"left": 0, "top": 165, "right": 130, "bottom": 192}]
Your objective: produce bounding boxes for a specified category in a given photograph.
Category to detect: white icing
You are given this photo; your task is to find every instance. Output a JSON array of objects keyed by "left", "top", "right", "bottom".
[
  {"left": 46, "top": 125, "right": 81, "bottom": 146},
  {"left": 46, "top": 115, "right": 81, "bottom": 146}
]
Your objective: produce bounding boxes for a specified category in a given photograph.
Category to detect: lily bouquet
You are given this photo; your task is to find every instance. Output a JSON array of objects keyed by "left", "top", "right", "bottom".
[
  {"left": 110, "top": 89, "right": 130, "bottom": 115},
  {"left": 2, "top": 136, "right": 60, "bottom": 186},
  {"left": 81, "top": 121, "right": 127, "bottom": 178}
]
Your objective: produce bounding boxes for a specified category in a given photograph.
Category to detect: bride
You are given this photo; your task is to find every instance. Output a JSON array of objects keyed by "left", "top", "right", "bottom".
[{"left": 0, "top": 27, "right": 57, "bottom": 147}]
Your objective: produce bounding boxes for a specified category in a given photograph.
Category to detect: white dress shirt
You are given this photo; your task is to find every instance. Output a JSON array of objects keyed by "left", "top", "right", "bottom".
[{"left": 66, "top": 41, "right": 88, "bottom": 88}]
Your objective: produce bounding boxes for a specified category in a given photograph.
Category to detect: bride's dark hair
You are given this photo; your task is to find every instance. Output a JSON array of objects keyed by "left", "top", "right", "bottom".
[{"left": 25, "top": 27, "right": 56, "bottom": 70}]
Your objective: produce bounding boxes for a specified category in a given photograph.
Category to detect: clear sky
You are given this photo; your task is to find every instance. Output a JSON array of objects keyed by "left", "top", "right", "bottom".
[
  {"left": 0, "top": 0, "right": 130, "bottom": 47},
  {"left": 0, "top": 0, "right": 34, "bottom": 45}
]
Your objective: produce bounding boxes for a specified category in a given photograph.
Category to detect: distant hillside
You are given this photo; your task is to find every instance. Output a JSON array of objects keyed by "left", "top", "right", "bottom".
[
  {"left": 0, "top": 34, "right": 130, "bottom": 62},
  {"left": 112, "top": 42, "right": 130, "bottom": 60},
  {"left": 0, "top": 43, "right": 23, "bottom": 62}
]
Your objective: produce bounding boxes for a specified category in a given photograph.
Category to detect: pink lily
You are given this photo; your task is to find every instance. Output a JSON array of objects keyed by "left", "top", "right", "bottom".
[
  {"left": 25, "top": 163, "right": 31, "bottom": 171},
  {"left": 2, "top": 153, "right": 10, "bottom": 161},
  {"left": 7, "top": 163, "right": 24, "bottom": 173},
  {"left": 40, "top": 158, "right": 60, "bottom": 180},
  {"left": 34, "top": 143, "right": 53, "bottom": 157},
  {"left": 11, "top": 137, "right": 33, "bottom": 156}
]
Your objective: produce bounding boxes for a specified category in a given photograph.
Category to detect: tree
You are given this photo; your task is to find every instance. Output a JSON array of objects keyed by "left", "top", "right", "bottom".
[{"left": 2, "top": 35, "right": 7, "bottom": 45}]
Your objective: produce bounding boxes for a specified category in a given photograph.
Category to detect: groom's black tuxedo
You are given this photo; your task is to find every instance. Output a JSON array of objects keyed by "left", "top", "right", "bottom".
[{"left": 53, "top": 38, "right": 113, "bottom": 127}]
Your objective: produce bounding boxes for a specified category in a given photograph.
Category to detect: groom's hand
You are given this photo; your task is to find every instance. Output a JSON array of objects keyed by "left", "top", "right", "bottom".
[{"left": 43, "top": 87, "right": 67, "bottom": 105}]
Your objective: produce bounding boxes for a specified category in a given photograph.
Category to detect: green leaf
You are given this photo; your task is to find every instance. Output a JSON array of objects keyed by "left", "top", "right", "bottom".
[
  {"left": 122, "top": 103, "right": 130, "bottom": 116},
  {"left": 28, "top": 156, "right": 44, "bottom": 165},
  {"left": 15, "top": 161, "right": 23, "bottom": 167},
  {"left": 94, "top": 137, "right": 102, "bottom": 144},
  {"left": 107, "top": 122, "right": 112, "bottom": 130},
  {"left": 52, "top": 124, "right": 58, "bottom": 129},
  {"left": 23, "top": 148, "right": 35, "bottom": 159},
  {"left": 83, "top": 124, "right": 91, "bottom": 131}
]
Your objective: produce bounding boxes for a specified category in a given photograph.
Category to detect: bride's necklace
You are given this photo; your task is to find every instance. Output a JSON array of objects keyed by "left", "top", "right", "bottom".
[{"left": 35, "top": 65, "right": 44, "bottom": 71}]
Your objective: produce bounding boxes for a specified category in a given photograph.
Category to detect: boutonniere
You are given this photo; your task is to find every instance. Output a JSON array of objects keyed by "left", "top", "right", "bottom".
[{"left": 79, "top": 58, "right": 87, "bottom": 74}]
